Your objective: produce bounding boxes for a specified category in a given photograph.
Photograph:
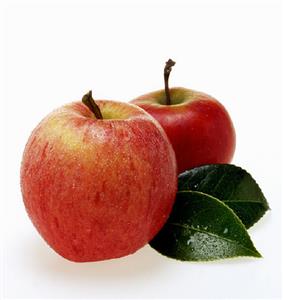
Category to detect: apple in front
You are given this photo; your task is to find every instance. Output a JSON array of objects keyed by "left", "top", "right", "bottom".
[
  {"left": 20, "top": 92, "right": 177, "bottom": 262},
  {"left": 131, "top": 59, "right": 236, "bottom": 174}
]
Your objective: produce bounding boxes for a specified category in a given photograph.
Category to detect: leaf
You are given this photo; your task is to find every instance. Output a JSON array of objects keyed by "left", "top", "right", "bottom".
[
  {"left": 150, "top": 191, "right": 261, "bottom": 261},
  {"left": 178, "top": 164, "right": 269, "bottom": 228}
]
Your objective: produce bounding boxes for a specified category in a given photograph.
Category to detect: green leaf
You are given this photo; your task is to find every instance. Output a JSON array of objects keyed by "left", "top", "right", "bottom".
[
  {"left": 178, "top": 164, "right": 269, "bottom": 228},
  {"left": 150, "top": 191, "right": 261, "bottom": 261}
]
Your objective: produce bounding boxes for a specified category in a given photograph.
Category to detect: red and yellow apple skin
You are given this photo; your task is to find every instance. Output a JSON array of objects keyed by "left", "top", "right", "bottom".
[
  {"left": 131, "top": 87, "right": 236, "bottom": 174},
  {"left": 20, "top": 101, "right": 177, "bottom": 262}
]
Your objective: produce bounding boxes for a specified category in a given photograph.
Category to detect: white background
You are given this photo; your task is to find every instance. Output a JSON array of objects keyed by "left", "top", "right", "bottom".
[{"left": 1, "top": 0, "right": 282, "bottom": 299}]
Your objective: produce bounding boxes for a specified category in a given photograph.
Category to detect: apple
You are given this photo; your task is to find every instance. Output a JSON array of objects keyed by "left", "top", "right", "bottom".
[
  {"left": 131, "top": 59, "right": 236, "bottom": 174},
  {"left": 20, "top": 91, "right": 177, "bottom": 262}
]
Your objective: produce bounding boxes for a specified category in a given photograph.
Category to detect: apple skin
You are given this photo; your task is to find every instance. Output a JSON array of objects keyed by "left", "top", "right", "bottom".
[
  {"left": 20, "top": 100, "right": 177, "bottom": 262},
  {"left": 131, "top": 87, "right": 236, "bottom": 173}
]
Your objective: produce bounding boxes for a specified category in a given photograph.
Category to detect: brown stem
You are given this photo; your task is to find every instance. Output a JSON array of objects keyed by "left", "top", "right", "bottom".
[
  {"left": 164, "top": 59, "right": 176, "bottom": 105},
  {"left": 82, "top": 90, "right": 103, "bottom": 119}
]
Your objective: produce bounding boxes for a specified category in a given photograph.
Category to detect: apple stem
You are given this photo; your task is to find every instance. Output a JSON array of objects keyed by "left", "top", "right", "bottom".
[
  {"left": 164, "top": 58, "right": 176, "bottom": 105},
  {"left": 82, "top": 90, "right": 103, "bottom": 119}
]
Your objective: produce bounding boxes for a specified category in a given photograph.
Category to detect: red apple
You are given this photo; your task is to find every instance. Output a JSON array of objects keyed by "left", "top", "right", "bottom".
[
  {"left": 20, "top": 91, "right": 177, "bottom": 262},
  {"left": 131, "top": 59, "right": 236, "bottom": 173}
]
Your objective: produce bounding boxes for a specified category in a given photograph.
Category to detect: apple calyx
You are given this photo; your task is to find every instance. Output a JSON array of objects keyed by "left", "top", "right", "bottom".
[
  {"left": 82, "top": 90, "right": 103, "bottom": 119},
  {"left": 164, "top": 58, "right": 176, "bottom": 105}
]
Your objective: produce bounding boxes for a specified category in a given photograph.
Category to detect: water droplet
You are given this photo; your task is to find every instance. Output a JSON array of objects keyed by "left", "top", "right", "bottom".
[{"left": 185, "top": 232, "right": 237, "bottom": 259}]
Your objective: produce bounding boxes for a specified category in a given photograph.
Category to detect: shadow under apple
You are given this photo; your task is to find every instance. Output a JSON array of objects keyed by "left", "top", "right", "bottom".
[{"left": 27, "top": 236, "right": 165, "bottom": 281}]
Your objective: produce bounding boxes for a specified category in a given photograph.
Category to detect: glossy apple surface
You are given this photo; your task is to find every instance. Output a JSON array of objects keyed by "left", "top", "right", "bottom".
[
  {"left": 131, "top": 87, "right": 236, "bottom": 173},
  {"left": 20, "top": 100, "right": 177, "bottom": 262}
]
